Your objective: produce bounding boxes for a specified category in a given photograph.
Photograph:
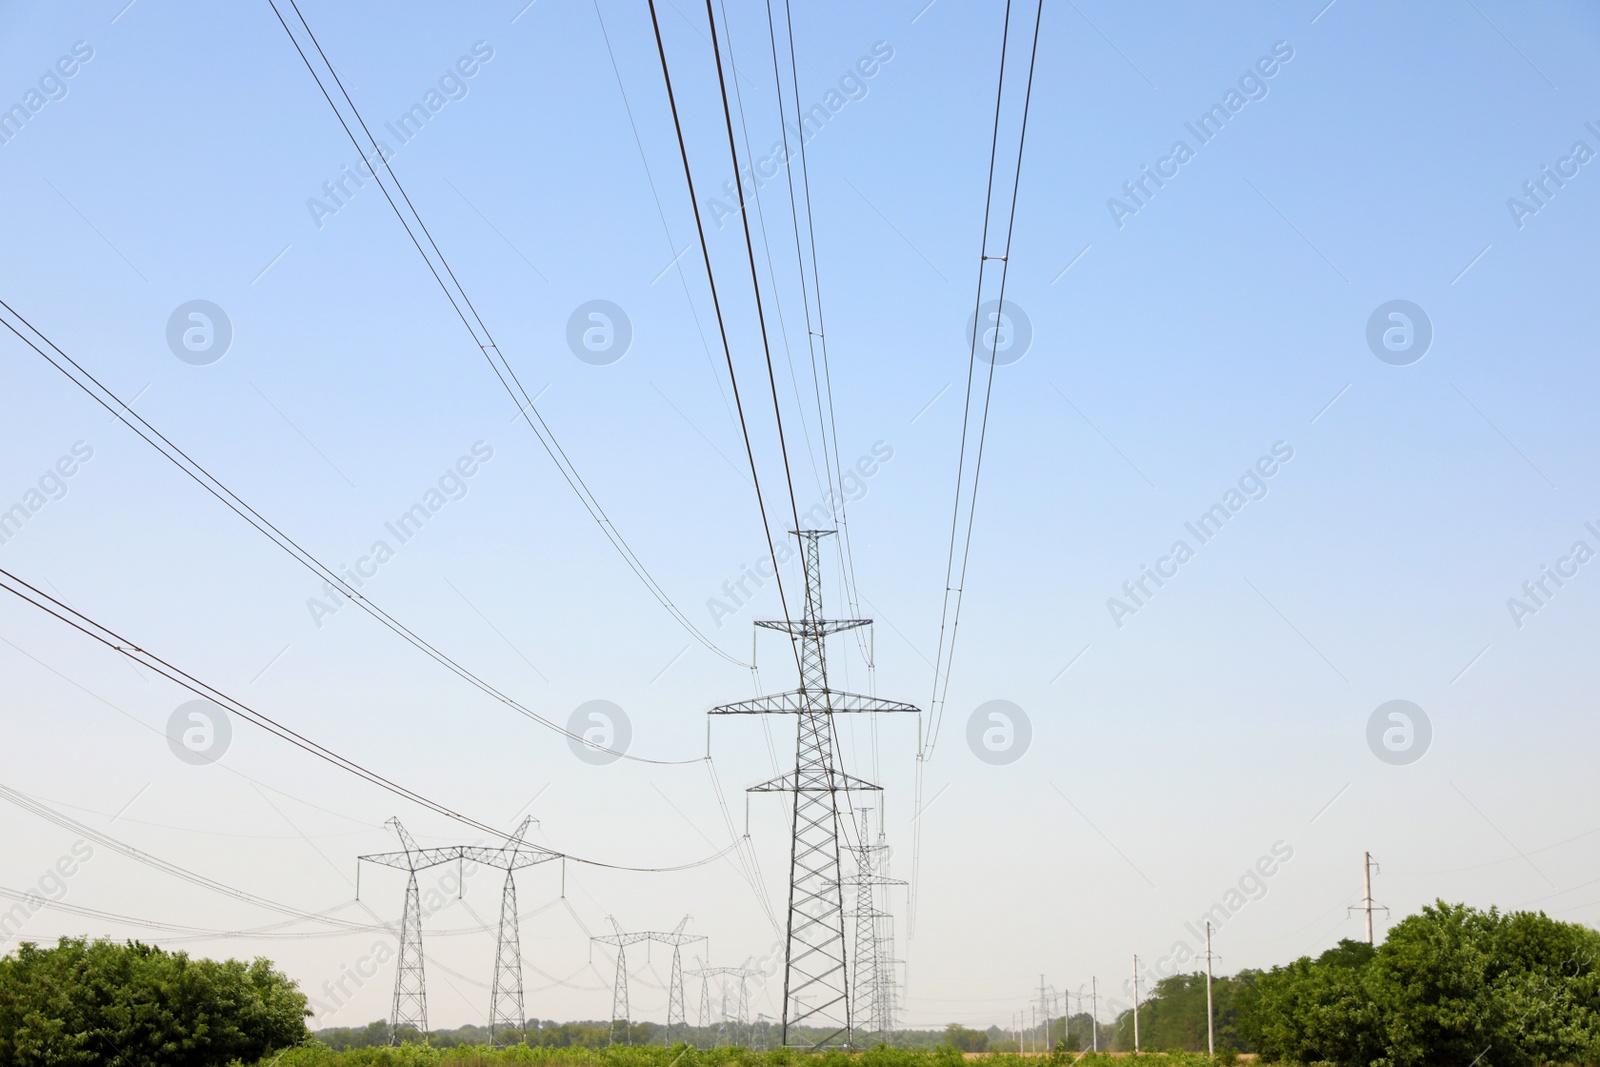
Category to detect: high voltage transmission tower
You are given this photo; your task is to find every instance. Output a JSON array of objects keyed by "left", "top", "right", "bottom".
[
  {"left": 590, "top": 917, "right": 704, "bottom": 1046},
  {"left": 711, "top": 529, "right": 919, "bottom": 1047},
  {"left": 691, "top": 964, "right": 761, "bottom": 1047},
  {"left": 358, "top": 817, "right": 555, "bottom": 1044},
  {"left": 846, "top": 808, "right": 903, "bottom": 1046},
  {"left": 477, "top": 818, "right": 546, "bottom": 1047}
]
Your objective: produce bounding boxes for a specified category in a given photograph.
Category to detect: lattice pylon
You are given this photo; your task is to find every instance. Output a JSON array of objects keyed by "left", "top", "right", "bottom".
[
  {"left": 851, "top": 855, "right": 878, "bottom": 1043},
  {"left": 610, "top": 939, "right": 630, "bottom": 1045},
  {"left": 847, "top": 808, "right": 904, "bottom": 1046},
  {"left": 710, "top": 530, "right": 919, "bottom": 1047},
  {"left": 667, "top": 943, "right": 687, "bottom": 1043},
  {"left": 361, "top": 815, "right": 555, "bottom": 1048},
  {"left": 391, "top": 869, "right": 426, "bottom": 1040},
  {"left": 488, "top": 866, "right": 525, "bottom": 1047}
]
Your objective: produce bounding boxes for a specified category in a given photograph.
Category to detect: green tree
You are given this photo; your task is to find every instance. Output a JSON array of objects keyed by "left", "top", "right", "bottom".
[
  {"left": 939, "top": 1023, "right": 987, "bottom": 1052},
  {"left": 0, "top": 937, "right": 309, "bottom": 1066},
  {"left": 1240, "top": 902, "right": 1600, "bottom": 1067}
]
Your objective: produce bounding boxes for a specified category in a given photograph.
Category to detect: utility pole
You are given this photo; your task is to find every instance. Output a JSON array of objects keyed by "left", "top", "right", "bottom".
[
  {"left": 1132, "top": 955, "right": 1140, "bottom": 1054},
  {"left": 1090, "top": 977, "right": 1099, "bottom": 1052},
  {"left": 710, "top": 530, "right": 919, "bottom": 1047},
  {"left": 1203, "top": 922, "right": 1216, "bottom": 1058},
  {"left": 1348, "top": 851, "right": 1390, "bottom": 945}
]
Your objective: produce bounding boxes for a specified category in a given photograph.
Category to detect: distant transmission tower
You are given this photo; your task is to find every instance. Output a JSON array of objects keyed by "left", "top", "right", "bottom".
[
  {"left": 591, "top": 917, "right": 704, "bottom": 1045},
  {"left": 711, "top": 529, "right": 919, "bottom": 1046},
  {"left": 359, "top": 817, "right": 556, "bottom": 1045},
  {"left": 478, "top": 816, "right": 552, "bottom": 1047},
  {"left": 690, "top": 965, "right": 761, "bottom": 1046},
  {"left": 359, "top": 819, "right": 458, "bottom": 1042},
  {"left": 846, "top": 808, "right": 904, "bottom": 1046}
]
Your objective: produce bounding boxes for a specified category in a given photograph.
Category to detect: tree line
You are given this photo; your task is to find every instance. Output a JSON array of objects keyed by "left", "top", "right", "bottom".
[{"left": 6, "top": 902, "right": 1600, "bottom": 1065}]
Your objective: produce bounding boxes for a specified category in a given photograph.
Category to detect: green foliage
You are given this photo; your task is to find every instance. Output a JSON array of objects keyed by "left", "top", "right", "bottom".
[
  {"left": 250, "top": 1045, "right": 1233, "bottom": 1067},
  {"left": 0, "top": 936, "right": 308, "bottom": 1066},
  {"left": 938, "top": 1023, "right": 986, "bottom": 1052},
  {"left": 1103, "top": 972, "right": 1258, "bottom": 1054},
  {"left": 1240, "top": 901, "right": 1600, "bottom": 1067}
]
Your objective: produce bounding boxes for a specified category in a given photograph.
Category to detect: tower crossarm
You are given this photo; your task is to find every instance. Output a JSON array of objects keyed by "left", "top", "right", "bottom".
[
  {"left": 755, "top": 618, "right": 870, "bottom": 637},
  {"left": 460, "top": 847, "right": 560, "bottom": 870},
  {"left": 646, "top": 932, "right": 707, "bottom": 948},
  {"left": 358, "top": 846, "right": 468, "bottom": 872},
  {"left": 592, "top": 931, "right": 653, "bottom": 948},
  {"left": 748, "top": 769, "right": 883, "bottom": 793},
  {"left": 711, "top": 690, "right": 919, "bottom": 715}
]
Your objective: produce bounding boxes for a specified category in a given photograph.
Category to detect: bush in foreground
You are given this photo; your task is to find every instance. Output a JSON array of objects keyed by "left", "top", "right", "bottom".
[{"left": 0, "top": 936, "right": 308, "bottom": 1066}]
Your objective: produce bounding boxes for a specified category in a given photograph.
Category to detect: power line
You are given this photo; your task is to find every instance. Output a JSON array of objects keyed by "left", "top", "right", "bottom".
[
  {"left": 0, "top": 781, "right": 373, "bottom": 931},
  {"left": 925, "top": 0, "right": 1045, "bottom": 757},
  {"left": 264, "top": 0, "right": 744, "bottom": 673},
  {"left": 719, "top": 0, "right": 831, "bottom": 515},
  {"left": 701, "top": 0, "right": 808, "bottom": 577},
  {"left": 0, "top": 563, "right": 737, "bottom": 876},
  {"left": 770, "top": 0, "right": 869, "bottom": 654},
  {"left": 0, "top": 299, "right": 692, "bottom": 767},
  {"left": 910, "top": 0, "right": 1046, "bottom": 937},
  {"left": 644, "top": 0, "right": 803, "bottom": 683}
]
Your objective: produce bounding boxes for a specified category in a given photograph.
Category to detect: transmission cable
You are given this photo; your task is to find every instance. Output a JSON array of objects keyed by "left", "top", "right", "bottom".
[
  {"left": 0, "top": 564, "right": 739, "bottom": 876},
  {"left": 910, "top": 0, "right": 1045, "bottom": 934},
  {"left": 923, "top": 0, "right": 1044, "bottom": 759},
  {"left": 645, "top": 0, "right": 803, "bottom": 680},
  {"left": 0, "top": 300, "right": 696, "bottom": 767},
  {"left": 264, "top": 0, "right": 744, "bottom": 673},
  {"left": 0, "top": 782, "right": 374, "bottom": 931},
  {"left": 700, "top": 0, "right": 807, "bottom": 568},
  {"left": 769, "top": 0, "right": 870, "bottom": 661}
]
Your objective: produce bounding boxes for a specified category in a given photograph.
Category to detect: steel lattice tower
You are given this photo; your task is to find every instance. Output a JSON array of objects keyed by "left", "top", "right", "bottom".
[
  {"left": 846, "top": 808, "right": 904, "bottom": 1046},
  {"left": 359, "top": 817, "right": 556, "bottom": 1046},
  {"left": 482, "top": 816, "right": 546, "bottom": 1048},
  {"left": 591, "top": 917, "right": 704, "bottom": 1046},
  {"left": 711, "top": 530, "right": 918, "bottom": 1046},
  {"left": 394, "top": 865, "right": 426, "bottom": 1038},
  {"left": 689, "top": 965, "right": 760, "bottom": 1047},
  {"left": 696, "top": 962, "right": 713, "bottom": 1036}
]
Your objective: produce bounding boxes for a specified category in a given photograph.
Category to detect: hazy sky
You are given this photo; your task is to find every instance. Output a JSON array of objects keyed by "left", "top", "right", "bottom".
[{"left": 2, "top": 0, "right": 1598, "bottom": 1035}]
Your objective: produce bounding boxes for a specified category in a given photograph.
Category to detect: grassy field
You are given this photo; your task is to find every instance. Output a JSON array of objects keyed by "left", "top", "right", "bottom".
[{"left": 251, "top": 1048, "right": 1236, "bottom": 1067}]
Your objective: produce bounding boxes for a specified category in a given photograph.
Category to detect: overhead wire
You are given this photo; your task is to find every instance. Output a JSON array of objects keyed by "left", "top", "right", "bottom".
[
  {"left": 265, "top": 0, "right": 745, "bottom": 674},
  {"left": 718, "top": 0, "right": 831, "bottom": 513},
  {"left": 0, "top": 782, "right": 375, "bottom": 931},
  {"left": 588, "top": 0, "right": 742, "bottom": 441},
  {"left": 698, "top": 0, "right": 808, "bottom": 592},
  {"left": 0, "top": 301, "right": 702, "bottom": 767},
  {"left": 910, "top": 0, "right": 1046, "bottom": 933},
  {"left": 0, "top": 564, "right": 738, "bottom": 876},
  {"left": 770, "top": 0, "right": 870, "bottom": 664},
  {"left": 644, "top": 0, "right": 804, "bottom": 683}
]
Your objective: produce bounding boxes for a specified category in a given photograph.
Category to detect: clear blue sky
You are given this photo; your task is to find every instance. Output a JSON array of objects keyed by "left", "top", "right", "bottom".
[{"left": 2, "top": 0, "right": 1598, "bottom": 1033}]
